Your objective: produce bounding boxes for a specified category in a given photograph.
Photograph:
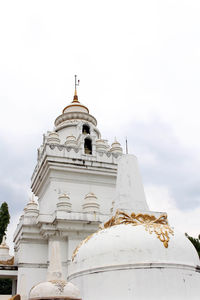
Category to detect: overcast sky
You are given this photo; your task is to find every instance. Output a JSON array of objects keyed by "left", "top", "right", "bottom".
[{"left": 0, "top": 0, "right": 200, "bottom": 252}]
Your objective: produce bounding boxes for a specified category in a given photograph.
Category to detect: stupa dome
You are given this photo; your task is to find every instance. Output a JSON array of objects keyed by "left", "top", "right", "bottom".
[
  {"left": 69, "top": 213, "right": 200, "bottom": 300},
  {"left": 72, "top": 219, "right": 199, "bottom": 270},
  {"left": 68, "top": 155, "right": 200, "bottom": 300},
  {"left": 29, "top": 280, "right": 81, "bottom": 300},
  {"left": 0, "top": 235, "right": 14, "bottom": 265},
  {"left": 29, "top": 239, "right": 81, "bottom": 300}
]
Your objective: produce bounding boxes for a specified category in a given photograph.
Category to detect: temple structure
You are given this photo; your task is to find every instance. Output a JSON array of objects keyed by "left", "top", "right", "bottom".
[
  {"left": 0, "top": 77, "right": 199, "bottom": 299},
  {"left": 13, "top": 77, "right": 123, "bottom": 297}
]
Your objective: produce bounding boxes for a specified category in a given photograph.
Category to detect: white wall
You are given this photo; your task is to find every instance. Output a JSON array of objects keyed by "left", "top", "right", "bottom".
[
  {"left": 71, "top": 267, "right": 200, "bottom": 300},
  {"left": 0, "top": 296, "right": 11, "bottom": 300}
]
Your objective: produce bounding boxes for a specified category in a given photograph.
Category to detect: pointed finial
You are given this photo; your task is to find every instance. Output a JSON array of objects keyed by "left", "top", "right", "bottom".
[
  {"left": 73, "top": 75, "right": 80, "bottom": 103},
  {"left": 31, "top": 193, "right": 35, "bottom": 203},
  {"left": 126, "top": 137, "right": 128, "bottom": 154},
  {"left": 1, "top": 235, "right": 6, "bottom": 245}
]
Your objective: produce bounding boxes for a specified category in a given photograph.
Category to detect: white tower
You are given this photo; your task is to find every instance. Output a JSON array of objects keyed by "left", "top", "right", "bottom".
[{"left": 13, "top": 77, "right": 123, "bottom": 298}]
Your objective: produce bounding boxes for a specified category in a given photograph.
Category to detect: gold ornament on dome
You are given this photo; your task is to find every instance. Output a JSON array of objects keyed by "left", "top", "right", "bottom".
[
  {"left": 102, "top": 210, "right": 174, "bottom": 248},
  {"left": 72, "top": 232, "right": 95, "bottom": 261},
  {"left": 49, "top": 280, "right": 66, "bottom": 293},
  {"left": 72, "top": 210, "right": 174, "bottom": 261}
]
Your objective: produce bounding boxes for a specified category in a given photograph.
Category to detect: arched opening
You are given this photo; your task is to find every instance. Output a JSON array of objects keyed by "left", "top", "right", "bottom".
[
  {"left": 82, "top": 124, "right": 90, "bottom": 135},
  {"left": 84, "top": 138, "right": 92, "bottom": 154}
]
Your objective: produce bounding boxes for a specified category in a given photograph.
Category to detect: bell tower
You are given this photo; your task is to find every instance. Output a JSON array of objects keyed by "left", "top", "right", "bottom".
[{"left": 13, "top": 77, "right": 123, "bottom": 298}]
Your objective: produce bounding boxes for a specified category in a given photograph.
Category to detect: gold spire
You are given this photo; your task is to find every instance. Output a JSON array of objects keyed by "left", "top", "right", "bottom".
[
  {"left": 72, "top": 75, "right": 80, "bottom": 103},
  {"left": 73, "top": 87, "right": 79, "bottom": 103},
  {"left": 62, "top": 75, "right": 90, "bottom": 114}
]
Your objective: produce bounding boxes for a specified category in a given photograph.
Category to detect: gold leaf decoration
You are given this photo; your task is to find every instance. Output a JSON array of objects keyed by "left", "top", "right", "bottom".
[
  {"left": 49, "top": 280, "right": 66, "bottom": 293},
  {"left": 72, "top": 232, "right": 96, "bottom": 261},
  {"left": 102, "top": 210, "right": 174, "bottom": 248},
  {"left": 72, "top": 211, "right": 174, "bottom": 261}
]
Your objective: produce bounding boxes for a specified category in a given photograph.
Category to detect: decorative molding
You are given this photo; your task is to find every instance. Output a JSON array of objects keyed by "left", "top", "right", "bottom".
[
  {"left": 55, "top": 111, "right": 97, "bottom": 128},
  {"left": 18, "top": 263, "right": 48, "bottom": 268},
  {"left": 68, "top": 262, "right": 197, "bottom": 281}
]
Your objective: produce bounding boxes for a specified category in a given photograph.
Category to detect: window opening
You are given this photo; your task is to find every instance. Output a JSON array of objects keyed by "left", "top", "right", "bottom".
[
  {"left": 82, "top": 124, "right": 90, "bottom": 135},
  {"left": 84, "top": 138, "right": 92, "bottom": 154}
]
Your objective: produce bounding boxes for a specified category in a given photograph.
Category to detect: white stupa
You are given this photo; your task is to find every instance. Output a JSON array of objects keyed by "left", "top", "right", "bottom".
[
  {"left": 29, "top": 239, "right": 81, "bottom": 300},
  {"left": 0, "top": 235, "right": 14, "bottom": 265},
  {"left": 68, "top": 155, "right": 200, "bottom": 300}
]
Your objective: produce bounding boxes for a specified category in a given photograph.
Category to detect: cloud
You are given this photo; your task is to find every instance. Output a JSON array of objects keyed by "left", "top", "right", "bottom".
[
  {"left": 0, "top": 133, "right": 40, "bottom": 216},
  {"left": 146, "top": 184, "right": 200, "bottom": 237},
  {"left": 121, "top": 119, "right": 200, "bottom": 211},
  {"left": 1, "top": 113, "right": 199, "bottom": 254}
]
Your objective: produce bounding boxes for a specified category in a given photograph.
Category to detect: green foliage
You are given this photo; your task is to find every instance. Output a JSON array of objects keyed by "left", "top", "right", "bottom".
[
  {"left": 0, "top": 278, "right": 12, "bottom": 294},
  {"left": 185, "top": 233, "right": 200, "bottom": 259},
  {"left": 0, "top": 202, "right": 10, "bottom": 244}
]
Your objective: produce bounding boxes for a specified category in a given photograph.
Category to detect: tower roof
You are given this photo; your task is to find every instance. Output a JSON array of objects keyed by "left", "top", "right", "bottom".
[
  {"left": 55, "top": 76, "right": 97, "bottom": 130},
  {"left": 62, "top": 76, "right": 89, "bottom": 114}
]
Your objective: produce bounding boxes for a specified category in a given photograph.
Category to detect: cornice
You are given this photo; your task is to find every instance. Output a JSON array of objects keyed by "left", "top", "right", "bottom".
[
  {"left": 31, "top": 142, "right": 121, "bottom": 185},
  {"left": 18, "top": 263, "right": 48, "bottom": 268},
  {"left": 68, "top": 263, "right": 199, "bottom": 281},
  {"left": 14, "top": 212, "right": 108, "bottom": 243},
  {"left": 31, "top": 153, "right": 118, "bottom": 195}
]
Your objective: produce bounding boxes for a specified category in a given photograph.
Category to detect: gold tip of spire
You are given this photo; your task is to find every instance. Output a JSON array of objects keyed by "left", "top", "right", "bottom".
[
  {"left": 72, "top": 75, "right": 80, "bottom": 103},
  {"left": 73, "top": 87, "right": 79, "bottom": 103}
]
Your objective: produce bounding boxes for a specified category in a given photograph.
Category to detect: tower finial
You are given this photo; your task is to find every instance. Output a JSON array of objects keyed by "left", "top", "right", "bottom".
[
  {"left": 73, "top": 75, "right": 80, "bottom": 103},
  {"left": 126, "top": 137, "right": 128, "bottom": 154}
]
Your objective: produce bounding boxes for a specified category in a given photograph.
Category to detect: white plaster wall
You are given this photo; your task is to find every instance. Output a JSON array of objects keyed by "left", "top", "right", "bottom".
[
  {"left": 17, "top": 267, "right": 47, "bottom": 299},
  {"left": 56, "top": 125, "right": 79, "bottom": 143},
  {"left": 71, "top": 267, "right": 200, "bottom": 300},
  {"left": 16, "top": 238, "right": 78, "bottom": 296},
  {"left": 38, "top": 171, "right": 115, "bottom": 215},
  {"left": 16, "top": 239, "right": 48, "bottom": 297},
  {"left": 114, "top": 154, "right": 149, "bottom": 212},
  {"left": 17, "top": 242, "right": 48, "bottom": 264},
  {"left": 55, "top": 120, "right": 98, "bottom": 144},
  {"left": 68, "top": 237, "right": 83, "bottom": 259},
  {"left": 47, "top": 238, "right": 68, "bottom": 278}
]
